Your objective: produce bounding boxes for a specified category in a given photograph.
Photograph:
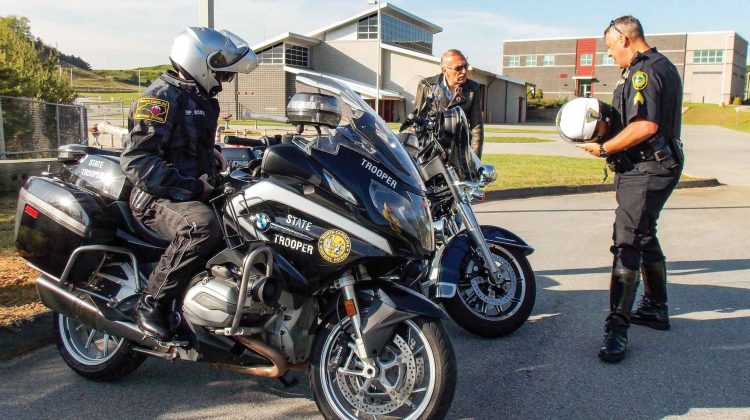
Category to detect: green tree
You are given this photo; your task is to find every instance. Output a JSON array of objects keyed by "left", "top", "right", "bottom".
[{"left": 0, "top": 15, "right": 75, "bottom": 103}]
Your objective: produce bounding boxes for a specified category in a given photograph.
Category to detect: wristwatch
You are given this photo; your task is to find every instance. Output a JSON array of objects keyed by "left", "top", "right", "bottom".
[{"left": 599, "top": 144, "right": 609, "bottom": 158}]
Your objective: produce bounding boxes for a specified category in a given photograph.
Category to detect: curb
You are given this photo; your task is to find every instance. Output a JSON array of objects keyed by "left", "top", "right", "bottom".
[
  {"left": 484, "top": 178, "right": 721, "bottom": 201},
  {"left": 0, "top": 178, "right": 722, "bottom": 361},
  {"left": 0, "top": 311, "right": 54, "bottom": 362}
]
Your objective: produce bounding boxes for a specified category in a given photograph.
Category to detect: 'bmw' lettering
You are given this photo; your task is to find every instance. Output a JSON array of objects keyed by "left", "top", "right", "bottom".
[
  {"left": 361, "top": 158, "right": 397, "bottom": 188},
  {"left": 274, "top": 234, "right": 314, "bottom": 254}
]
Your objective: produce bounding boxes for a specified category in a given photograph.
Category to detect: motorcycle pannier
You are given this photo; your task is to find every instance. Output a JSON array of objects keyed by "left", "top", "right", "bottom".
[{"left": 15, "top": 176, "right": 115, "bottom": 279}]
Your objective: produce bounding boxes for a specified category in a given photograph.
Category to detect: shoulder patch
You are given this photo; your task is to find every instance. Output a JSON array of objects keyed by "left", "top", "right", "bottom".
[
  {"left": 631, "top": 71, "right": 648, "bottom": 91},
  {"left": 134, "top": 97, "right": 170, "bottom": 124}
]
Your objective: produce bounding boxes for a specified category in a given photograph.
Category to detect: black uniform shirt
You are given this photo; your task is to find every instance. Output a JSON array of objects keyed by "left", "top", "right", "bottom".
[
  {"left": 121, "top": 71, "right": 220, "bottom": 201},
  {"left": 612, "top": 48, "right": 683, "bottom": 143}
]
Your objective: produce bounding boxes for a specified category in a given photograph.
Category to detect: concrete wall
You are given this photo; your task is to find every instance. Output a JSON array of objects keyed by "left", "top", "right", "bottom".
[
  {"left": 217, "top": 64, "right": 288, "bottom": 117},
  {"left": 504, "top": 39, "right": 577, "bottom": 99},
  {"left": 382, "top": 49, "right": 439, "bottom": 121},
  {"left": 313, "top": 41, "right": 379, "bottom": 87}
]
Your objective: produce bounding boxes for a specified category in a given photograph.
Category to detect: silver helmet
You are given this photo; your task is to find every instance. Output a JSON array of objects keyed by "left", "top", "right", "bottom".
[{"left": 169, "top": 27, "right": 258, "bottom": 97}]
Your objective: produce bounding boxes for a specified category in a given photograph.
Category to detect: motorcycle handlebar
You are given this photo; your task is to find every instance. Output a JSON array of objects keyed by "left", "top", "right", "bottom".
[{"left": 223, "top": 135, "right": 268, "bottom": 148}]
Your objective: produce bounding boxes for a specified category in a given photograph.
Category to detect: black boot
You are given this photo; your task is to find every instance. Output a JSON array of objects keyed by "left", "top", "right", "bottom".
[
  {"left": 135, "top": 293, "right": 172, "bottom": 341},
  {"left": 631, "top": 260, "right": 670, "bottom": 330},
  {"left": 598, "top": 268, "right": 639, "bottom": 363}
]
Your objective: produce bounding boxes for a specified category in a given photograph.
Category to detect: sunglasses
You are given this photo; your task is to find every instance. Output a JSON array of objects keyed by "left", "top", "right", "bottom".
[
  {"left": 445, "top": 64, "right": 469, "bottom": 72},
  {"left": 607, "top": 20, "right": 625, "bottom": 37}
]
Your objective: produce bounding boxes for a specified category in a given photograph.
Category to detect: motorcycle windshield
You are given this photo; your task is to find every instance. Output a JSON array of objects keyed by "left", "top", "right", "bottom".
[
  {"left": 295, "top": 74, "right": 434, "bottom": 253},
  {"left": 295, "top": 74, "right": 424, "bottom": 192}
]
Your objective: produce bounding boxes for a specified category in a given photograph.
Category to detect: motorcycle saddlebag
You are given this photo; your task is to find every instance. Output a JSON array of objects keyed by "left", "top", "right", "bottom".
[{"left": 15, "top": 176, "right": 115, "bottom": 280}]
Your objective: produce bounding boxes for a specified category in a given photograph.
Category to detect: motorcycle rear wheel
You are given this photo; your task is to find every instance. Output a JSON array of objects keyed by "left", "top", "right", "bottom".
[
  {"left": 54, "top": 312, "right": 146, "bottom": 381},
  {"left": 310, "top": 316, "right": 456, "bottom": 420},
  {"left": 443, "top": 244, "right": 536, "bottom": 337}
]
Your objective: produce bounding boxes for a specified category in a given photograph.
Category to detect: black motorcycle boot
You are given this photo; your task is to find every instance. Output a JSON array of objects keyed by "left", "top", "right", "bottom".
[
  {"left": 598, "top": 268, "right": 639, "bottom": 363},
  {"left": 631, "top": 260, "right": 670, "bottom": 330},
  {"left": 135, "top": 293, "right": 172, "bottom": 341}
]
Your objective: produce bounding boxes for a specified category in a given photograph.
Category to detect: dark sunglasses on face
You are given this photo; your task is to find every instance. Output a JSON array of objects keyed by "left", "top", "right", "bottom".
[
  {"left": 446, "top": 64, "right": 469, "bottom": 72},
  {"left": 607, "top": 20, "right": 625, "bottom": 37}
]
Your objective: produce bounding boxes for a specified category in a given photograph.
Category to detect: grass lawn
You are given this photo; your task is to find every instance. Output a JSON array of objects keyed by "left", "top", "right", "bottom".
[
  {"left": 683, "top": 102, "right": 750, "bottom": 133},
  {"left": 79, "top": 91, "right": 141, "bottom": 103},
  {"left": 484, "top": 127, "right": 557, "bottom": 134},
  {"left": 485, "top": 136, "right": 554, "bottom": 144},
  {"left": 482, "top": 154, "right": 614, "bottom": 190}
]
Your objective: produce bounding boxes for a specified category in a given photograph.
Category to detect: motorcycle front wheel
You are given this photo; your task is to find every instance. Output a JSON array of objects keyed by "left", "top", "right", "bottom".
[
  {"left": 54, "top": 312, "right": 146, "bottom": 381},
  {"left": 443, "top": 244, "right": 536, "bottom": 337},
  {"left": 310, "top": 316, "right": 456, "bottom": 420}
]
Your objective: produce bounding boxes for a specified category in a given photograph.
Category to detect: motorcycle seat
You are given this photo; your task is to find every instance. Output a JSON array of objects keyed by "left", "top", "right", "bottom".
[{"left": 109, "top": 201, "right": 171, "bottom": 249}]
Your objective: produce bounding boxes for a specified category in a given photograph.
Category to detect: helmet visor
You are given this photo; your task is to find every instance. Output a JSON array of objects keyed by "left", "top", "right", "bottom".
[{"left": 208, "top": 30, "right": 251, "bottom": 70}]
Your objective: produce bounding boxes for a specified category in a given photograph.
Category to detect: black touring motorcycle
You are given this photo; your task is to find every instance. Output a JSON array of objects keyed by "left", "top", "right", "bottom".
[
  {"left": 396, "top": 82, "right": 536, "bottom": 337},
  {"left": 15, "top": 75, "right": 456, "bottom": 419}
]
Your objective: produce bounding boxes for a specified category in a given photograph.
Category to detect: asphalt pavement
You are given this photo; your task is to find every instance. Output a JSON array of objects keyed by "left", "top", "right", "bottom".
[{"left": 2, "top": 185, "right": 748, "bottom": 419}]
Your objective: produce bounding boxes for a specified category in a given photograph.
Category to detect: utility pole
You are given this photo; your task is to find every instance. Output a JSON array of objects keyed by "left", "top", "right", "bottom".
[
  {"left": 199, "top": 0, "right": 214, "bottom": 28},
  {"left": 367, "top": 0, "right": 381, "bottom": 115},
  {"left": 70, "top": 67, "right": 73, "bottom": 86}
]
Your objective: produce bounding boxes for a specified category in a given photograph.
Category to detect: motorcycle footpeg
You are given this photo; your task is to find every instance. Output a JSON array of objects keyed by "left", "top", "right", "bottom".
[{"left": 278, "top": 372, "right": 299, "bottom": 388}]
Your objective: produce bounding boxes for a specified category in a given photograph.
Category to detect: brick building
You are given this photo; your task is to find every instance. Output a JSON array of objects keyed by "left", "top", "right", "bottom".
[{"left": 502, "top": 31, "right": 747, "bottom": 104}]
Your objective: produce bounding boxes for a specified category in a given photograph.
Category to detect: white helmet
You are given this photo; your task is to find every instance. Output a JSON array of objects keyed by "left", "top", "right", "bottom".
[
  {"left": 170, "top": 27, "right": 258, "bottom": 97},
  {"left": 556, "top": 98, "right": 620, "bottom": 144}
]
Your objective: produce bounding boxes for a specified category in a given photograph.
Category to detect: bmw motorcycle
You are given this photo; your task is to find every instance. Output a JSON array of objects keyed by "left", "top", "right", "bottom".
[
  {"left": 15, "top": 74, "right": 456, "bottom": 419},
  {"left": 395, "top": 84, "right": 536, "bottom": 337}
]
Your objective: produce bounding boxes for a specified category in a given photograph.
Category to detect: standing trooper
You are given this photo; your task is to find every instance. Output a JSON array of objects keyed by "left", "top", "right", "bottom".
[
  {"left": 121, "top": 27, "right": 258, "bottom": 341},
  {"left": 576, "top": 16, "right": 684, "bottom": 362}
]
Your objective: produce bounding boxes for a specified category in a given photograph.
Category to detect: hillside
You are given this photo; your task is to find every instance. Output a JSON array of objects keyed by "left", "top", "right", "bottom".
[
  {"left": 94, "top": 65, "right": 171, "bottom": 88},
  {"left": 58, "top": 60, "right": 137, "bottom": 93}
]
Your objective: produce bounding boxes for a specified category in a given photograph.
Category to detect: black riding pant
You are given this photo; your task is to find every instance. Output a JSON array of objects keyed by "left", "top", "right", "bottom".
[
  {"left": 611, "top": 160, "right": 682, "bottom": 271},
  {"left": 134, "top": 198, "right": 222, "bottom": 301}
]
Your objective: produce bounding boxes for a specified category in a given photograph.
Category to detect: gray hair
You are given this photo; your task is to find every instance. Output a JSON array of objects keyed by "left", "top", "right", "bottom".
[
  {"left": 605, "top": 15, "right": 645, "bottom": 40},
  {"left": 440, "top": 49, "right": 466, "bottom": 64}
]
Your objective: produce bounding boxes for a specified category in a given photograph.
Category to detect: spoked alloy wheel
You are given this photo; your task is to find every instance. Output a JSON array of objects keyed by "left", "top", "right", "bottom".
[
  {"left": 444, "top": 244, "right": 536, "bottom": 337},
  {"left": 311, "top": 317, "right": 456, "bottom": 420},
  {"left": 54, "top": 313, "right": 146, "bottom": 381}
]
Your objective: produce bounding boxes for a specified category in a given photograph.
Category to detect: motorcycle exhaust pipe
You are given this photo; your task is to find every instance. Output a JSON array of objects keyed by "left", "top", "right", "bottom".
[
  {"left": 36, "top": 276, "right": 163, "bottom": 349},
  {"left": 214, "top": 336, "right": 308, "bottom": 378}
]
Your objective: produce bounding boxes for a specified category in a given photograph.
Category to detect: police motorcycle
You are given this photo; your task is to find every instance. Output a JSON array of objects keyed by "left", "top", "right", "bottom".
[
  {"left": 15, "top": 74, "right": 457, "bottom": 419},
  {"left": 394, "top": 80, "right": 536, "bottom": 338}
]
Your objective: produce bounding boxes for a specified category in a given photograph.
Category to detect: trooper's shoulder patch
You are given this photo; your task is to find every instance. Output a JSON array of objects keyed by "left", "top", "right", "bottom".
[
  {"left": 631, "top": 71, "right": 648, "bottom": 91},
  {"left": 134, "top": 97, "right": 170, "bottom": 123}
]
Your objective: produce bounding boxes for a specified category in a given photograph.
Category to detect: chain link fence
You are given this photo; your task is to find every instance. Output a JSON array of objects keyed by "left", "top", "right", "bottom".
[{"left": 0, "top": 95, "right": 88, "bottom": 159}]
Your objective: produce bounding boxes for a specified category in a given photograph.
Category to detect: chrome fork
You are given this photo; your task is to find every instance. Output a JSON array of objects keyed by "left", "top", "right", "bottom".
[{"left": 334, "top": 272, "right": 377, "bottom": 379}]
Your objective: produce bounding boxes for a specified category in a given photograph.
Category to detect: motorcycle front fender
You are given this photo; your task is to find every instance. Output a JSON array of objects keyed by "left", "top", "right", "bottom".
[
  {"left": 317, "top": 280, "right": 447, "bottom": 358},
  {"left": 428, "top": 225, "right": 534, "bottom": 299}
]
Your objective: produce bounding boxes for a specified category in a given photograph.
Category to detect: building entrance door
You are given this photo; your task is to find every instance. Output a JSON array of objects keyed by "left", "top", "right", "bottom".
[{"left": 577, "top": 80, "right": 592, "bottom": 97}]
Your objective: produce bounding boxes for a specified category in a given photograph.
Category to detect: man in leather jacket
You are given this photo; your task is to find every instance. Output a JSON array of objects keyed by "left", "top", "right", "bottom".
[
  {"left": 120, "top": 27, "right": 258, "bottom": 341},
  {"left": 414, "top": 49, "right": 484, "bottom": 157}
]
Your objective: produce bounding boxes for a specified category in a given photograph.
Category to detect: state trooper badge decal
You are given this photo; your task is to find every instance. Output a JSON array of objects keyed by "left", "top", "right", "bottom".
[{"left": 318, "top": 229, "right": 351, "bottom": 263}]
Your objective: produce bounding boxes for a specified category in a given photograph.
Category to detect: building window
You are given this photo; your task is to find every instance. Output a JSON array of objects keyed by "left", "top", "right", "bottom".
[
  {"left": 508, "top": 56, "right": 520, "bottom": 67},
  {"left": 543, "top": 54, "right": 555, "bottom": 66},
  {"left": 601, "top": 53, "right": 615, "bottom": 65},
  {"left": 285, "top": 44, "right": 309, "bottom": 67},
  {"left": 580, "top": 53, "right": 593, "bottom": 66},
  {"left": 526, "top": 55, "right": 537, "bottom": 66},
  {"left": 258, "top": 43, "right": 283, "bottom": 64},
  {"left": 358, "top": 14, "right": 378, "bottom": 40},
  {"left": 381, "top": 14, "right": 433, "bottom": 54},
  {"left": 693, "top": 49, "right": 724, "bottom": 64}
]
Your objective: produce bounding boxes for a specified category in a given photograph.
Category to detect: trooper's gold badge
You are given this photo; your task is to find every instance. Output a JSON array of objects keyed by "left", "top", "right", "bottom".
[{"left": 318, "top": 229, "right": 351, "bottom": 263}]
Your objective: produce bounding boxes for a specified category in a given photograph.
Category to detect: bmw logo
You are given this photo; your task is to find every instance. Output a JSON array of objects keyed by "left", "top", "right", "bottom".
[{"left": 254, "top": 213, "right": 271, "bottom": 232}]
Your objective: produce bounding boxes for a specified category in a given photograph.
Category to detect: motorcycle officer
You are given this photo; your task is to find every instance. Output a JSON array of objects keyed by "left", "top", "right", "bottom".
[
  {"left": 120, "top": 27, "right": 258, "bottom": 341},
  {"left": 573, "top": 16, "right": 684, "bottom": 363}
]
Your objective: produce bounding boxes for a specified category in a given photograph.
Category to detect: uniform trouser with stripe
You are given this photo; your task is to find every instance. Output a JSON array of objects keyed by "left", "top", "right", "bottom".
[
  {"left": 134, "top": 198, "right": 223, "bottom": 301},
  {"left": 611, "top": 160, "right": 682, "bottom": 271}
]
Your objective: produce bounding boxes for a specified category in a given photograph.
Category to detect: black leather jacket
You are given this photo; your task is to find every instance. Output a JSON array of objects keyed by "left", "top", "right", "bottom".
[
  {"left": 414, "top": 74, "right": 484, "bottom": 157},
  {"left": 121, "top": 71, "right": 219, "bottom": 201}
]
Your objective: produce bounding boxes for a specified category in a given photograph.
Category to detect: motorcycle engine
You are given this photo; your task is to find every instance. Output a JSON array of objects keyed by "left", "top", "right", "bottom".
[{"left": 182, "top": 271, "right": 280, "bottom": 328}]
